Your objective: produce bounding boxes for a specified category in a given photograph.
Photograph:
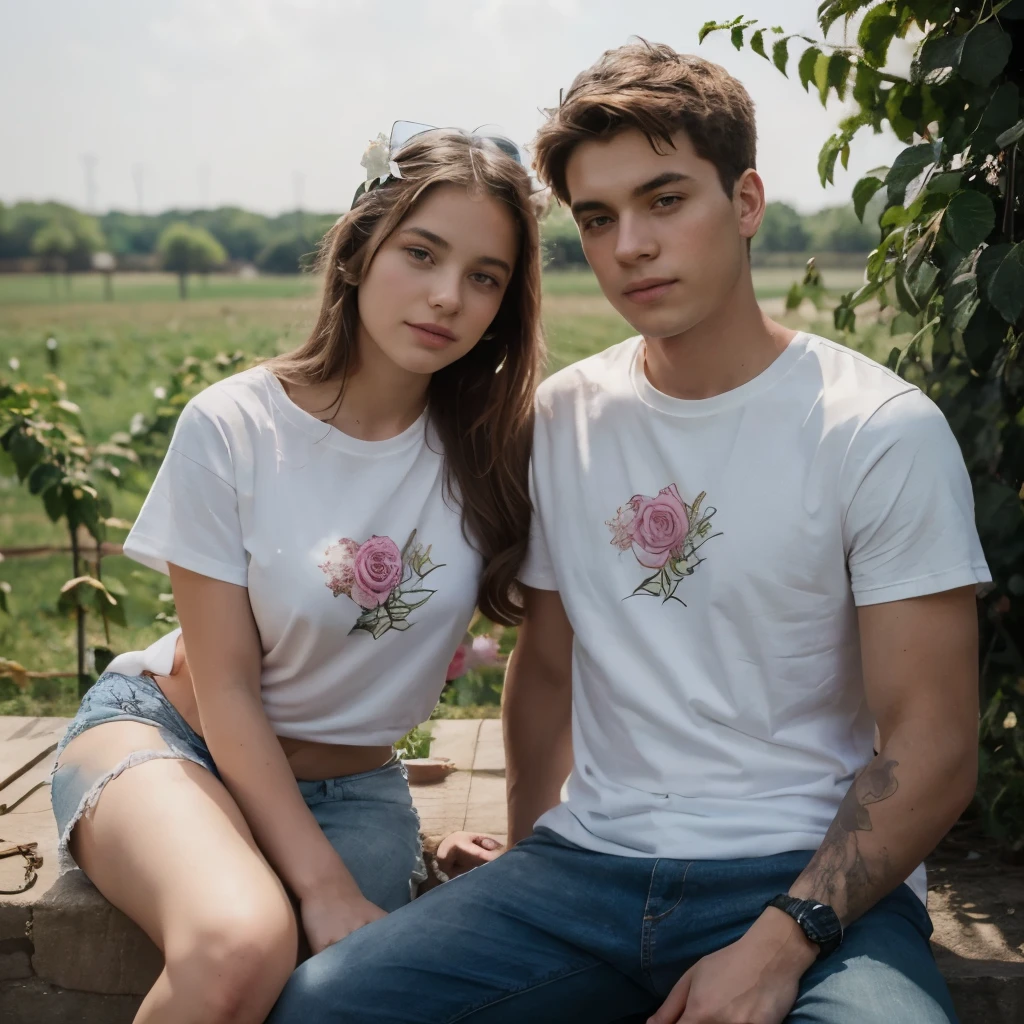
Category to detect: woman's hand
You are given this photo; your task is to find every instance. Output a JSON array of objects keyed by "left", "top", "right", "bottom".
[
  {"left": 300, "top": 888, "right": 388, "bottom": 954},
  {"left": 434, "top": 831, "right": 505, "bottom": 879}
]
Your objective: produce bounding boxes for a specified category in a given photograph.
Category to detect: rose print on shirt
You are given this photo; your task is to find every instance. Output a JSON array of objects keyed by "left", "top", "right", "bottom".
[
  {"left": 606, "top": 484, "right": 721, "bottom": 605},
  {"left": 318, "top": 529, "right": 442, "bottom": 639}
]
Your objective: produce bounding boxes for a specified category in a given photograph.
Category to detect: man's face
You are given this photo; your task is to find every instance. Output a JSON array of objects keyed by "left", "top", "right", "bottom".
[{"left": 564, "top": 127, "right": 763, "bottom": 340}]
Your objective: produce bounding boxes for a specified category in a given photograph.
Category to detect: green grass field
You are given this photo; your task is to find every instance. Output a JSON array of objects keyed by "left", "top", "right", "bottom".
[{"left": 0, "top": 267, "right": 885, "bottom": 716}]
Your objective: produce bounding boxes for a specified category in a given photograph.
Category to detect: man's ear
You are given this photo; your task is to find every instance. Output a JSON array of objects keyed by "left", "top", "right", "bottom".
[{"left": 735, "top": 169, "right": 766, "bottom": 242}]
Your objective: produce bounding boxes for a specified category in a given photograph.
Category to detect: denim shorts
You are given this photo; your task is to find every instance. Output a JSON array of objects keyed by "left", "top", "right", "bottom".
[{"left": 51, "top": 671, "right": 427, "bottom": 911}]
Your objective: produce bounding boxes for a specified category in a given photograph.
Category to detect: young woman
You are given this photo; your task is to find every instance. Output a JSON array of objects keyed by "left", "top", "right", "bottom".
[{"left": 50, "top": 126, "right": 545, "bottom": 1024}]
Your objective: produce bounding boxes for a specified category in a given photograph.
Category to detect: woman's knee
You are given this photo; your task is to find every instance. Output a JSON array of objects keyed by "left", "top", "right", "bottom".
[{"left": 166, "top": 902, "right": 299, "bottom": 1021}]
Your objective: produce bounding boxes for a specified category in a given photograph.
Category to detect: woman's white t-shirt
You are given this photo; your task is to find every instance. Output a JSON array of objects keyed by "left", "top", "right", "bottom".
[
  {"left": 112, "top": 365, "right": 482, "bottom": 744},
  {"left": 520, "top": 332, "right": 991, "bottom": 903}
]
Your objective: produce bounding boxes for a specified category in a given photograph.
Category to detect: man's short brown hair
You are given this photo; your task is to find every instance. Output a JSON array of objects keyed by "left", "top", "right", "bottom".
[{"left": 533, "top": 40, "right": 757, "bottom": 205}]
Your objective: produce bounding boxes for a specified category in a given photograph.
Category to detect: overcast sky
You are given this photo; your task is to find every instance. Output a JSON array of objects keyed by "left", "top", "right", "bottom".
[{"left": 1, "top": 0, "right": 910, "bottom": 216}]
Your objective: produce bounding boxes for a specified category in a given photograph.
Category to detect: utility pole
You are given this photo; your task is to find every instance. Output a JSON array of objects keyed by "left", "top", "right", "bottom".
[
  {"left": 82, "top": 154, "right": 97, "bottom": 212},
  {"left": 199, "top": 163, "right": 210, "bottom": 209},
  {"left": 132, "top": 164, "right": 145, "bottom": 213}
]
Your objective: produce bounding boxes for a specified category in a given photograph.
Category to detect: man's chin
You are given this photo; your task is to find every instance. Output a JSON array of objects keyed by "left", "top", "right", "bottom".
[{"left": 625, "top": 310, "right": 698, "bottom": 342}]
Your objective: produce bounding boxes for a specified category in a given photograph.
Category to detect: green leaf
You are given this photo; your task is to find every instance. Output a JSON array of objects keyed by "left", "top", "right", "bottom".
[
  {"left": 813, "top": 50, "right": 832, "bottom": 104},
  {"left": 858, "top": 4, "right": 898, "bottom": 67},
  {"left": 982, "top": 84, "right": 1021, "bottom": 135},
  {"left": 928, "top": 171, "right": 963, "bottom": 195},
  {"left": 997, "top": 119, "right": 1024, "bottom": 149},
  {"left": 750, "top": 29, "right": 767, "bottom": 59},
  {"left": 915, "top": 33, "right": 965, "bottom": 84},
  {"left": 818, "top": 0, "right": 875, "bottom": 35},
  {"left": 963, "top": 304, "right": 1010, "bottom": 373},
  {"left": 852, "top": 176, "right": 885, "bottom": 221},
  {"left": 698, "top": 21, "right": 720, "bottom": 43},
  {"left": 818, "top": 136, "right": 842, "bottom": 186},
  {"left": 958, "top": 23, "right": 1012, "bottom": 88},
  {"left": 7, "top": 430, "right": 45, "bottom": 481},
  {"left": 944, "top": 190, "right": 996, "bottom": 252},
  {"left": 42, "top": 483, "right": 67, "bottom": 522},
  {"left": 799, "top": 46, "right": 821, "bottom": 92},
  {"left": 985, "top": 243, "right": 1024, "bottom": 325},
  {"left": 772, "top": 36, "right": 790, "bottom": 75},
  {"left": 885, "top": 143, "right": 935, "bottom": 205},
  {"left": 27, "top": 461, "right": 63, "bottom": 495},
  {"left": 731, "top": 24, "right": 746, "bottom": 49},
  {"left": 785, "top": 281, "right": 804, "bottom": 311},
  {"left": 826, "top": 53, "right": 851, "bottom": 101},
  {"left": 945, "top": 255, "right": 980, "bottom": 333}
]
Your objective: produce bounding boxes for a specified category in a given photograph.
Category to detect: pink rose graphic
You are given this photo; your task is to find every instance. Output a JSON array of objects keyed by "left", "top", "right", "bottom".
[
  {"left": 318, "top": 538, "right": 360, "bottom": 597},
  {"left": 605, "top": 501, "right": 637, "bottom": 551},
  {"left": 350, "top": 535, "right": 403, "bottom": 608},
  {"left": 629, "top": 484, "right": 689, "bottom": 568}
]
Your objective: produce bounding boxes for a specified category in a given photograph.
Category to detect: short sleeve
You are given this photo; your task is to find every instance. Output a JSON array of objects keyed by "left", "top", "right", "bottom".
[
  {"left": 517, "top": 459, "right": 559, "bottom": 592},
  {"left": 843, "top": 390, "right": 991, "bottom": 606},
  {"left": 122, "top": 399, "right": 249, "bottom": 587}
]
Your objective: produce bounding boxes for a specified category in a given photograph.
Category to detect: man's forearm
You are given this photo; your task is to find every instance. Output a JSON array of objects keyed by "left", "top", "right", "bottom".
[
  {"left": 789, "top": 723, "right": 976, "bottom": 925},
  {"left": 503, "top": 644, "right": 573, "bottom": 845}
]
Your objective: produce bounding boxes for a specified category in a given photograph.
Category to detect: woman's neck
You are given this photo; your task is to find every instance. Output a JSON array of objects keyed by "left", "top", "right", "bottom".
[{"left": 291, "top": 334, "right": 429, "bottom": 443}]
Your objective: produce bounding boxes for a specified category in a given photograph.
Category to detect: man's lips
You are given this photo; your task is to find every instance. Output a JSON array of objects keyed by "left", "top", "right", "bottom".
[{"left": 623, "top": 278, "right": 678, "bottom": 304}]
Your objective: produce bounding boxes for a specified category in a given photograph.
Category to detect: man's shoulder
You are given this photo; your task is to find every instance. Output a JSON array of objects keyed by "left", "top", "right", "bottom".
[
  {"left": 802, "top": 334, "right": 954, "bottom": 454},
  {"left": 805, "top": 333, "right": 917, "bottom": 411},
  {"left": 535, "top": 335, "right": 640, "bottom": 417}
]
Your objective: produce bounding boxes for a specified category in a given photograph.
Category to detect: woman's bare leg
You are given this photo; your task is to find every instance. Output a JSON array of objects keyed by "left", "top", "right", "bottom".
[{"left": 60, "top": 722, "right": 299, "bottom": 1024}]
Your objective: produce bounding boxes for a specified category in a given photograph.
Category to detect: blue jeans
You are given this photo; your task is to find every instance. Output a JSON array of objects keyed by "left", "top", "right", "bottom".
[
  {"left": 51, "top": 671, "right": 425, "bottom": 910},
  {"left": 269, "top": 827, "right": 957, "bottom": 1023}
]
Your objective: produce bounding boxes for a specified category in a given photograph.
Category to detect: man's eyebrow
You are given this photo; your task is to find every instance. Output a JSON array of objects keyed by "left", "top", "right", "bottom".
[
  {"left": 570, "top": 172, "right": 693, "bottom": 218},
  {"left": 404, "top": 226, "right": 510, "bottom": 275},
  {"left": 632, "top": 171, "right": 691, "bottom": 197}
]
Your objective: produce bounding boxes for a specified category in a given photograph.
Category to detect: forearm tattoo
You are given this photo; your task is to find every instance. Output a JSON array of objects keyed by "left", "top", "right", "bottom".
[{"left": 799, "top": 758, "right": 900, "bottom": 924}]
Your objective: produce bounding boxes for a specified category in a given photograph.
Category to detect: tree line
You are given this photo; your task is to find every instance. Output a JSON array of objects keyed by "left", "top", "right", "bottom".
[{"left": 1, "top": 196, "right": 876, "bottom": 281}]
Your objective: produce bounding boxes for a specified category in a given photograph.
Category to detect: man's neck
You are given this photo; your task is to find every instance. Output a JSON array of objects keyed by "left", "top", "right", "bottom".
[{"left": 642, "top": 278, "right": 796, "bottom": 401}]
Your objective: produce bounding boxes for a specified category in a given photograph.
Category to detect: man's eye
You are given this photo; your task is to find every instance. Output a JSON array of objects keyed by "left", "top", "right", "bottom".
[
  {"left": 654, "top": 195, "right": 682, "bottom": 209},
  {"left": 583, "top": 215, "right": 612, "bottom": 231}
]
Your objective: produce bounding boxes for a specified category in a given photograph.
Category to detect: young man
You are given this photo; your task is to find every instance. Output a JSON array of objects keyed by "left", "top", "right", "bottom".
[{"left": 269, "top": 41, "right": 988, "bottom": 1024}]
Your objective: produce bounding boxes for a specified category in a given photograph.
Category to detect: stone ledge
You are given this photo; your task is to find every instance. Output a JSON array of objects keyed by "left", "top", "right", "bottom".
[{"left": 2, "top": 718, "right": 1022, "bottom": 1022}]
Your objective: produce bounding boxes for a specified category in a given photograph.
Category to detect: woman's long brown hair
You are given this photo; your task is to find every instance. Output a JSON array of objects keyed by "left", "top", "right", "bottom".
[{"left": 269, "top": 131, "right": 545, "bottom": 625}]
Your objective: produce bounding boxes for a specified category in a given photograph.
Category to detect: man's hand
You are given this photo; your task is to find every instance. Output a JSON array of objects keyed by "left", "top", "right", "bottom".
[
  {"left": 648, "top": 909, "right": 817, "bottom": 1023},
  {"left": 434, "top": 831, "right": 505, "bottom": 879}
]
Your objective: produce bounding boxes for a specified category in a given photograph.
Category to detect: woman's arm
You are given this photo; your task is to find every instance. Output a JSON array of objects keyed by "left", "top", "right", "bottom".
[{"left": 169, "top": 564, "right": 386, "bottom": 952}]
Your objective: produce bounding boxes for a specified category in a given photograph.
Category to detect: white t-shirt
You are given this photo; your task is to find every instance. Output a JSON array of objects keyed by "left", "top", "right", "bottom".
[
  {"left": 114, "top": 365, "right": 482, "bottom": 744},
  {"left": 520, "top": 332, "right": 990, "bottom": 903}
]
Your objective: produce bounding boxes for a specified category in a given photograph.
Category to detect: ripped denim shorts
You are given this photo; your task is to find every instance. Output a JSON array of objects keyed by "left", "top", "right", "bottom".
[{"left": 51, "top": 671, "right": 427, "bottom": 911}]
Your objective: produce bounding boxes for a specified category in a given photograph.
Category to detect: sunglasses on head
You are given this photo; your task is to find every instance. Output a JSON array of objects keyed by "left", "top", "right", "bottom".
[{"left": 389, "top": 120, "right": 528, "bottom": 166}]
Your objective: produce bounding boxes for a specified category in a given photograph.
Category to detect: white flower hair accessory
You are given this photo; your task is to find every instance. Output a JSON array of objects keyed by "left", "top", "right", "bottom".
[{"left": 353, "top": 133, "right": 403, "bottom": 204}]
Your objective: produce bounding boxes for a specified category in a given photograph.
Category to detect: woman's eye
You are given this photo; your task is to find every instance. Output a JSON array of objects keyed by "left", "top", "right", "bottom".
[
  {"left": 407, "top": 247, "right": 432, "bottom": 262},
  {"left": 470, "top": 272, "right": 499, "bottom": 288}
]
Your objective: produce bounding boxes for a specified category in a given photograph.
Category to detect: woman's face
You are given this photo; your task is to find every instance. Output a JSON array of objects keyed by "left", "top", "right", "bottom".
[{"left": 357, "top": 183, "right": 519, "bottom": 377}]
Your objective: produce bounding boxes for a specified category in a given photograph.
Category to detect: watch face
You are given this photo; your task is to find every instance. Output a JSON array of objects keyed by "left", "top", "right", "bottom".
[{"left": 802, "top": 903, "right": 842, "bottom": 948}]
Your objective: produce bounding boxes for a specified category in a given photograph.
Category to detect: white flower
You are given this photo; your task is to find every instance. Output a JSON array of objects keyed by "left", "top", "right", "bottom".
[
  {"left": 1005, "top": 711, "right": 1018, "bottom": 730},
  {"left": 46, "top": 337, "right": 58, "bottom": 350},
  {"left": 153, "top": 386, "right": 167, "bottom": 400},
  {"left": 8, "top": 358, "right": 19, "bottom": 371},
  {"left": 129, "top": 412, "right": 146, "bottom": 435},
  {"left": 360, "top": 133, "right": 392, "bottom": 181}
]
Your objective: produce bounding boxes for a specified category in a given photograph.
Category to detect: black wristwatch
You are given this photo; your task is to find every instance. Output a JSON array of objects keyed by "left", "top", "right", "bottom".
[{"left": 765, "top": 894, "right": 843, "bottom": 960}]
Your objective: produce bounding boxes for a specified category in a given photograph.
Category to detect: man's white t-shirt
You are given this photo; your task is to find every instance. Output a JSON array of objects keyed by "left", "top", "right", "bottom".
[
  {"left": 519, "top": 332, "right": 990, "bottom": 903},
  {"left": 113, "top": 365, "right": 481, "bottom": 745}
]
